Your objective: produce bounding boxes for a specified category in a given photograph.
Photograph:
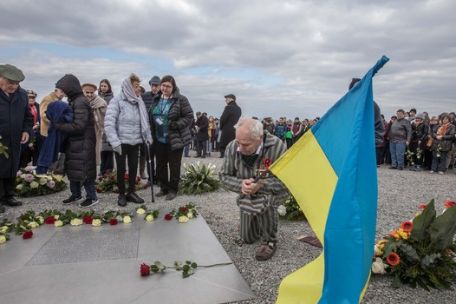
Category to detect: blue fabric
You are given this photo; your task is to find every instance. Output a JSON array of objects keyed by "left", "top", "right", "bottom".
[
  {"left": 37, "top": 101, "right": 74, "bottom": 171},
  {"left": 152, "top": 98, "right": 172, "bottom": 144},
  {"left": 311, "top": 56, "right": 389, "bottom": 303},
  {"left": 390, "top": 142, "right": 406, "bottom": 168}
]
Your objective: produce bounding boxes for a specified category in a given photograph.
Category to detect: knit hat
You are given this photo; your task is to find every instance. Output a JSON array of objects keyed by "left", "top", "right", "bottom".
[{"left": 415, "top": 113, "right": 424, "bottom": 120}]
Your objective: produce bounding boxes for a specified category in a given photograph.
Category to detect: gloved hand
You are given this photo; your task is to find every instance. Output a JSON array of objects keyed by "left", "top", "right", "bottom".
[
  {"left": 169, "top": 121, "right": 179, "bottom": 130},
  {"left": 113, "top": 145, "right": 122, "bottom": 155}
]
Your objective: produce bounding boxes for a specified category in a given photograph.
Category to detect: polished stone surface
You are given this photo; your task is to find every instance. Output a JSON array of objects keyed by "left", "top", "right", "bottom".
[{"left": 0, "top": 216, "right": 254, "bottom": 304}]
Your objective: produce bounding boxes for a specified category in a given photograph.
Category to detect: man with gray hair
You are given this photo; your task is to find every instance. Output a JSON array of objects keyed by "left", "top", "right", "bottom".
[{"left": 220, "top": 117, "right": 288, "bottom": 261}]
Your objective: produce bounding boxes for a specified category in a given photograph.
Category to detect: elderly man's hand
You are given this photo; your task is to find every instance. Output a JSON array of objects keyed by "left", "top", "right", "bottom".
[{"left": 241, "top": 178, "right": 263, "bottom": 195}]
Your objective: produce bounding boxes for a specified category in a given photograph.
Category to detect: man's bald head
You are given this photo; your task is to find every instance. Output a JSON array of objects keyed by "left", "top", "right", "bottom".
[{"left": 235, "top": 118, "right": 263, "bottom": 155}]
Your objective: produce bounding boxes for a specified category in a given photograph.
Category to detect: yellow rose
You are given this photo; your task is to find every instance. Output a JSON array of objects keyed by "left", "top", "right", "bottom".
[
  {"left": 187, "top": 212, "right": 193, "bottom": 219},
  {"left": 92, "top": 219, "right": 102, "bottom": 227},
  {"left": 178, "top": 216, "right": 189, "bottom": 223},
  {"left": 136, "top": 208, "right": 146, "bottom": 215},
  {"left": 0, "top": 226, "right": 8, "bottom": 234},
  {"left": 70, "top": 218, "right": 83, "bottom": 226},
  {"left": 54, "top": 220, "right": 63, "bottom": 227},
  {"left": 397, "top": 229, "right": 409, "bottom": 240},
  {"left": 36, "top": 216, "right": 44, "bottom": 225},
  {"left": 123, "top": 216, "right": 132, "bottom": 224},
  {"left": 28, "top": 221, "right": 39, "bottom": 229},
  {"left": 30, "top": 181, "right": 39, "bottom": 189},
  {"left": 374, "top": 244, "right": 383, "bottom": 257},
  {"left": 0, "top": 235, "right": 6, "bottom": 245},
  {"left": 145, "top": 214, "right": 154, "bottom": 222},
  {"left": 52, "top": 174, "right": 63, "bottom": 182}
]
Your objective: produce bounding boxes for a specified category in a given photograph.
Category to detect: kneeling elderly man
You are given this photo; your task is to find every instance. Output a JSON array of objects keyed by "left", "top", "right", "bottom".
[{"left": 220, "top": 118, "right": 288, "bottom": 260}]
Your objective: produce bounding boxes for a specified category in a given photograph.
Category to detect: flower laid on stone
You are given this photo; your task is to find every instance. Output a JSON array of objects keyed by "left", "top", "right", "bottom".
[
  {"left": 372, "top": 199, "right": 456, "bottom": 290},
  {"left": 277, "top": 196, "right": 306, "bottom": 221},
  {"left": 0, "top": 219, "right": 13, "bottom": 245},
  {"left": 443, "top": 199, "right": 456, "bottom": 210},
  {"left": 15, "top": 168, "right": 66, "bottom": 197},
  {"left": 22, "top": 230, "right": 33, "bottom": 240},
  {"left": 95, "top": 171, "right": 147, "bottom": 193},
  {"left": 168, "top": 203, "right": 198, "bottom": 223},
  {"left": 139, "top": 260, "right": 196, "bottom": 278},
  {"left": 179, "top": 162, "right": 220, "bottom": 195}
]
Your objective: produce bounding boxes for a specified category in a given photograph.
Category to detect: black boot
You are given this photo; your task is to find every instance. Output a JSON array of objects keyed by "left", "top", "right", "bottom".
[
  {"left": 126, "top": 192, "right": 144, "bottom": 204},
  {"left": 118, "top": 194, "right": 127, "bottom": 207}
]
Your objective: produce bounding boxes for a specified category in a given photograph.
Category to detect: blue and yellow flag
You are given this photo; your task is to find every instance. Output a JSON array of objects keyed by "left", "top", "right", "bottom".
[{"left": 271, "top": 56, "right": 389, "bottom": 304}]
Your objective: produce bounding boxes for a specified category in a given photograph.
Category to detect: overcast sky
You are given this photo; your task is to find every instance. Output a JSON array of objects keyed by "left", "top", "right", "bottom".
[{"left": 1, "top": 0, "right": 455, "bottom": 119}]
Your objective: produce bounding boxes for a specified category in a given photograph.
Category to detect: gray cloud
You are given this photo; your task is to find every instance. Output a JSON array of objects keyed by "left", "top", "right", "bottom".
[{"left": 1, "top": 0, "right": 455, "bottom": 118}]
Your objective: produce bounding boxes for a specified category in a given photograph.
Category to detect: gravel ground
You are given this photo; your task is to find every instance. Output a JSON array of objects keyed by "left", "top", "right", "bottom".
[{"left": 1, "top": 152, "right": 456, "bottom": 304}]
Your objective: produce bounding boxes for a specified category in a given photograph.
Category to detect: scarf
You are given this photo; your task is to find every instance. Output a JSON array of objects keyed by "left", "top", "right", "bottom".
[{"left": 120, "top": 78, "right": 153, "bottom": 144}]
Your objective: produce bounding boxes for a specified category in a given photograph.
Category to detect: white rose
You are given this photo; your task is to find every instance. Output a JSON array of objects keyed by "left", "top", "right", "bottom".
[
  {"left": 92, "top": 219, "right": 102, "bottom": 227},
  {"left": 70, "top": 218, "right": 83, "bottom": 226},
  {"left": 145, "top": 214, "right": 154, "bottom": 222},
  {"left": 16, "top": 184, "right": 24, "bottom": 191},
  {"left": 36, "top": 216, "right": 44, "bottom": 225},
  {"left": 0, "top": 226, "right": 8, "bottom": 234},
  {"left": 27, "top": 221, "right": 39, "bottom": 229},
  {"left": 123, "top": 216, "right": 132, "bottom": 224},
  {"left": 0, "top": 235, "right": 6, "bottom": 245},
  {"left": 136, "top": 208, "right": 146, "bottom": 215},
  {"left": 371, "top": 258, "right": 386, "bottom": 274},
  {"left": 39, "top": 178, "right": 47, "bottom": 185},
  {"left": 187, "top": 212, "right": 193, "bottom": 219},
  {"left": 30, "top": 181, "right": 39, "bottom": 189},
  {"left": 54, "top": 214, "right": 60, "bottom": 220},
  {"left": 277, "top": 205, "right": 287, "bottom": 216},
  {"left": 178, "top": 216, "right": 189, "bottom": 223},
  {"left": 54, "top": 220, "right": 63, "bottom": 227}
]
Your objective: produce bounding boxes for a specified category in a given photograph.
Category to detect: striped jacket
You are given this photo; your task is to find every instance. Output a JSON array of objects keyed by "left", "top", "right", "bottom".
[{"left": 219, "top": 131, "right": 289, "bottom": 211}]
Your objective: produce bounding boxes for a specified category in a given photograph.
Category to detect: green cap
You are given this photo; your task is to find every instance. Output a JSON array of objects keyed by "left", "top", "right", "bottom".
[{"left": 0, "top": 64, "right": 25, "bottom": 82}]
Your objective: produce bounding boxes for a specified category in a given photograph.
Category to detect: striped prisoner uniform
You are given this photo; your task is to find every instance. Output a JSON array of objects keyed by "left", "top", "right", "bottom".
[{"left": 219, "top": 131, "right": 289, "bottom": 244}]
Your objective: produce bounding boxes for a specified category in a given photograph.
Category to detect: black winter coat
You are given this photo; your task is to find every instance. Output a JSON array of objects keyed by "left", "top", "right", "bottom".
[
  {"left": 196, "top": 115, "right": 209, "bottom": 141},
  {"left": 149, "top": 91, "right": 194, "bottom": 151},
  {"left": 55, "top": 75, "right": 96, "bottom": 182},
  {"left": 0, "top": 87, "right": 33, "bottom": 177},
  {"left": 219, "top": 101, "right": 241, "bottom": 148}
]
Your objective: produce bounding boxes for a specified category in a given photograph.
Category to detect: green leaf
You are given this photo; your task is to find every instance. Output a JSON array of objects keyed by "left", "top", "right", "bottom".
[
  {"left": 429, "top": 206, "right": 456, "bottom": 251},
  {"left": 410, "top": 199, "right": 436, "bottom": 242}
]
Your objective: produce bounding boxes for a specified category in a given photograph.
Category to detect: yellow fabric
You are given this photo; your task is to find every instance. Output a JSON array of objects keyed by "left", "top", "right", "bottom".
[
  {"left": 270, "top": 130, "right": 337, "bottom": 303},
  {"left": 39, "top": 91, "right": 59, "bottom": 137}
]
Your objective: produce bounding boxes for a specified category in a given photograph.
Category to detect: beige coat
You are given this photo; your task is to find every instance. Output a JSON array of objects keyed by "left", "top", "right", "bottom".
[
  {"left": 90, "top": 96, "right": 107, "bottom": 165},
  {"left": 39, "top": 91, "right": 60, "bottom": 137}
]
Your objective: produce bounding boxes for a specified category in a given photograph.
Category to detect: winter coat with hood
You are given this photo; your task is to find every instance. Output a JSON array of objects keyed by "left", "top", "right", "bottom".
[
  {"left": 196, "top": 114, "right": 209, "bottom": 141},
  {"left": 149, "top": 88, "right": 193, "bottom": 151},
  {"left": 104, "top": 78, "right": 152, "bottom": 149},
  {"left": 99, "top": 91, "right": 114, "bottom": 152},
  {"left": 54, "top": 74, "right": 96, "bottom": 182},
  {"left": 0, "top": 86, "right": 33, "bottom": 178}
]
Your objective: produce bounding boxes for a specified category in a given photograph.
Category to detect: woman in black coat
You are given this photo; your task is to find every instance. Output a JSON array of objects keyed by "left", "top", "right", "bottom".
[
  {"left": 219, "top": 94, "right": 241, "bottom": 157},
  {"left": 149, "top": 75, "right": 193, "bottom": 200},
  {"left": 54, "top": 74, "right": 98, "bottom": 207},
  {"left": 0, "top": 65, "right": 33, "bottom": 211}
]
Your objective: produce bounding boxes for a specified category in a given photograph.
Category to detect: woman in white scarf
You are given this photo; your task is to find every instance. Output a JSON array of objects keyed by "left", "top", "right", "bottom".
[{"left": 104, "top": 73, "right": 152, "bottom": 206}]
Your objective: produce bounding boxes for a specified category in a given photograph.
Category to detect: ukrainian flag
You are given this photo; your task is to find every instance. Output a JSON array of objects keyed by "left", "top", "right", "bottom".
[{"left": 271, "top": 56, "right": 389, "bottom": 304}]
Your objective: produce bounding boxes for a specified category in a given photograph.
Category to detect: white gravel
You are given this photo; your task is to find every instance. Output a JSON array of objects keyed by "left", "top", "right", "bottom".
[{"left": 1, "top": 152, "right": 456, "bottom": 304}]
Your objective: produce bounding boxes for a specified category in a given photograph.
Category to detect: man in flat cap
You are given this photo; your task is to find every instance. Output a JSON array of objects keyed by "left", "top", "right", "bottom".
[
  {"left": 219, "top": 94, "right": 242, "bottom": 158},
  {"left": 0, "top": 64, "right": 33, "bottom": 213}
]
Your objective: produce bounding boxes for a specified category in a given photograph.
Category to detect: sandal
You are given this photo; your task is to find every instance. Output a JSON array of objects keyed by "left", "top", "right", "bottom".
[{"left": 255, "top": 242, "right": 277, "bottom": 261}]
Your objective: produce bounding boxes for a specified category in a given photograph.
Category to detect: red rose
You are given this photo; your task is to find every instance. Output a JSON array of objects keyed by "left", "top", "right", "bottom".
[
  {"left": 44, "top": 216, "right": 55, "bottom": 224},
  {"left": 140, "top": 263, "right": 151, "bottom": 276},
  {"left": 109, "top": 218, "right": 118, "bottom": 225},
  {"left": 23, "top": 230, "right": 33, "bottom": 240},
  {"left": 136, "top": 176, "right": 141, "bottom": 183},
  {"left": 400, "top": 221, "right": 413, "bottom": 233},
  {"left": 386, "top": 252, "right": 401, "bottom": 266},
  {"left": 263, "top": 158, "right": 272, "bottom": 169},
  {"left": 179, "top": 207, "right": 188, "bottom": 214},
  {"left": 444, "top": 200, "right": 456, "bottom": 209},
  {"left": 96, "top": 188, "right": 102, "bottom": 193},
  {"left": 83, "top": 215, "right": 93, "bottom": 225},
  {"left": 418, "top": 203, "right": 427, "bottom": 210},
  {"left": 164, "top": 213, "right": 173, "bottom": 221}
]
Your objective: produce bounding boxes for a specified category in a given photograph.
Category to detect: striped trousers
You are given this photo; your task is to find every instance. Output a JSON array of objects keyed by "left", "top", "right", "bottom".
[{"left": 240, "top": 205, "right": 278, "bottom": 244}]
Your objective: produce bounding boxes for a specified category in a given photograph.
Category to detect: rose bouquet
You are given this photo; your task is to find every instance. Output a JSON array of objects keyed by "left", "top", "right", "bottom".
[
  {"left": 277, "top": 195, "right": 307, "bottom": 221},
  {"left": 15, "top": 167, "right": 66, "bottom": 197},
  {"left": 164, "top": 203, "right": 198, "bottom": 223},
  {"left": 372, "top": 199, "right": 456, "bottom": 290},
  {"left": 95, "top": 171, "right": 147, "bottom": 193},
  {"left": 179, "top": 162, "right": 220, "bottom": 195}
]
